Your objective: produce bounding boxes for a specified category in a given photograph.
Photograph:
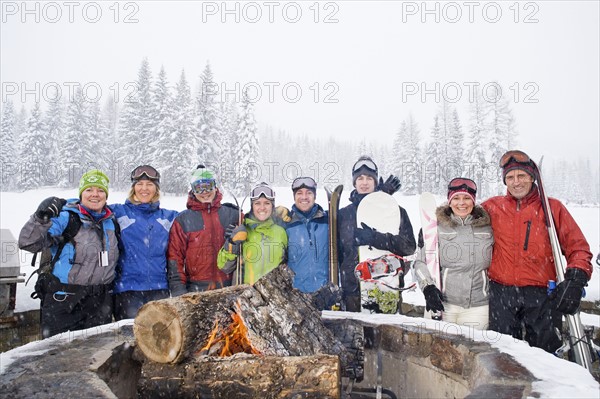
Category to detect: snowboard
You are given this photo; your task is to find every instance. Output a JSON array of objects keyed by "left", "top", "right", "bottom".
[
  {"left": 325, "top": 185, "right": 343, "bottom": 310},
  {"left": 419, "top": 192, "right": 442, "bottom": 320},
  {"left": 356, "top": 191, "right": 402, "bottom": 313}
]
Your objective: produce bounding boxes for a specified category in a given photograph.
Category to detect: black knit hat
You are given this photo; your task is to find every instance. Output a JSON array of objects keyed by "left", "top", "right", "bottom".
[{"left": 352, "top": 156, "right": 378, "bottom": 187}]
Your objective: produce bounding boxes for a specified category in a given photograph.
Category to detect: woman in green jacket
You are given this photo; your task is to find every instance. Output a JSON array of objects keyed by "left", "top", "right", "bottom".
[{"left": 218, "top": 182, "right": 287, "bottom": 284}]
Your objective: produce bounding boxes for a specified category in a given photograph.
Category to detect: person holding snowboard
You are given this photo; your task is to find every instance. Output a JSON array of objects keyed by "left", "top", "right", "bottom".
[
  {"left": 18, "top": 170, "right": 119, "bottom": 338},
  {"left": 110, "top": 165, "right": 178, "bottom": 320},
  {"left": 482, "top": 150, "right": 593, "bottom": 353},
  {"left": 338, "top": 156, "right": 415, "bottom": 312},
  {"left": 218, "top": 182, "right": 288, "bottom": 284},
  {"left": 167, "top": 165, "right": 240, "bottom": 295},
  {"left": 414, "top": 178, "right": 494, "bottom": 329}
]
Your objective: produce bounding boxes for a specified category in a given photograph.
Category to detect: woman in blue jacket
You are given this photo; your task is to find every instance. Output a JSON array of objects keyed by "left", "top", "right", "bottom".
[{"left": 110, "top": 165, "right": 178, "bottom": 320}]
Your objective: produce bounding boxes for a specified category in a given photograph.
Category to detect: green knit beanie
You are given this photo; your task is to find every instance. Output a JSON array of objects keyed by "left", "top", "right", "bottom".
[{"left": 79, "top": 169, "right": 110, "bottom": 197}]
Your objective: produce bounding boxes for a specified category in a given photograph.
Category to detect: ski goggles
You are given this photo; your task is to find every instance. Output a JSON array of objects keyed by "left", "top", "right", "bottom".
[
  {"left": 131, "top": 165, "right": 160, "bottom": 182},
  {"left": 250, "top": 184, "right": 275, "bottom": 201},
  {"left": 352, "top": 158, "right": 378, "bottom": 174},
  {"left": 499, "top": 150, "right": 532, "bottom": 168},
  {"left": 448, "top": 177, "right": 477, "bottom": 196},
  {"left": 191, "top": 178, "right": 216, "bottom": 194},
  {"left": 292, "top": 177, "right": 317, "bottom": 191}
]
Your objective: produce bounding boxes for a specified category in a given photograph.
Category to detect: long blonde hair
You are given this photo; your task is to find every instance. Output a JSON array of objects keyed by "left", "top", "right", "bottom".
[{"left": 128, "top": 182, "right": 161, "bottom": 204}]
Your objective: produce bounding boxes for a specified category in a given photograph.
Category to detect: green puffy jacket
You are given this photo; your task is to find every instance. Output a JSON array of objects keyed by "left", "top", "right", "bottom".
[{"left": 217, "top": 215, "right": 287, "bottom": 285}]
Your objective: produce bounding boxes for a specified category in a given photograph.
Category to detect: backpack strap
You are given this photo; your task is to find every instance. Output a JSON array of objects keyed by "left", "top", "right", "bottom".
[{"left": 26, "top": 211, "right": 82, "bottom": 286}]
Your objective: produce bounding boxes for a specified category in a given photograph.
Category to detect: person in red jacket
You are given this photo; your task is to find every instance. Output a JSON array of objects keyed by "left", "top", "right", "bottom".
[
  {"left": 167, "top": 165, "right": 240, "bottom": 296},
  {"left": 482, "top": 150, "right": 593, "bottom": 353}
]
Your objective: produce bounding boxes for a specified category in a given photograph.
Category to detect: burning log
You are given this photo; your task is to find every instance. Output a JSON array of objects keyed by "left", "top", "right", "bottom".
[
  {"left": 137, "top": 353, "right": 341, "bottom": 399},
  {"left": 134, "top": 265, "right": 352, "bottom": 365}
]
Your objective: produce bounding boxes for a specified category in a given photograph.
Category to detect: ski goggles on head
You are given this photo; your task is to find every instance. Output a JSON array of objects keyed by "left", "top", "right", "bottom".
[
  {"left": 250, "top": 184, "right": 275, "bottom": 201},
  {"left": 352, "top": 158, "right": 378, "bottom": 174},
  {"left": 131, "top": 165, "right": 160, "bottom": 182},
  {"left": 292, "top": 177, "right": 317, "bottom": 191},
  {"left": 448, "top": 177, "right": 477, "bottom": 196},
  {"left": 499, "top": 150, "right": 532, "bottom": 168},
  {"left": 191, "top": 178, "right": 216, "bottom": 194}
]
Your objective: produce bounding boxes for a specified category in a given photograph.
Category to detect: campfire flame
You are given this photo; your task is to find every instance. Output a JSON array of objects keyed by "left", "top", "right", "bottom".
[{"left": 198, "top": 301, "right": 260, "bottom": 357}]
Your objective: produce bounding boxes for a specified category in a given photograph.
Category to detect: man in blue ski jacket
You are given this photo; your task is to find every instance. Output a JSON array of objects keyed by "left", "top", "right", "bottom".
[{"left": 284, "top": 177, "right": 330, "bottom": 295}]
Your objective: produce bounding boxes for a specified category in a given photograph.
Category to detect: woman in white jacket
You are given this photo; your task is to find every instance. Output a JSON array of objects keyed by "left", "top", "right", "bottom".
[{"left": 414, "top": 178, "right": 494, "bottom": 329}]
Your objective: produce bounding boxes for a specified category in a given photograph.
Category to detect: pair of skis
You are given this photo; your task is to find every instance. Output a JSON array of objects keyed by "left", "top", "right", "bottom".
[{"left": 533, "top": 159, "right": 597, "bottom": 372}]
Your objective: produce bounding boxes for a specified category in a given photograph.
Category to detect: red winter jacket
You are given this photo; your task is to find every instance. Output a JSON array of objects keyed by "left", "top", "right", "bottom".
[
  {"left": 482, "top": 186, "right": 592, "bottom": 287},
  {"left": 168, "top": 190, "right": 239, "bottom": 286}
]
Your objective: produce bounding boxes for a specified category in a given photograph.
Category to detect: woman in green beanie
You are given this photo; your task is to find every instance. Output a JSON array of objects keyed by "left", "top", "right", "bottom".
[{"left": 18, "top": 169, "right": 120, "bottom": 338}]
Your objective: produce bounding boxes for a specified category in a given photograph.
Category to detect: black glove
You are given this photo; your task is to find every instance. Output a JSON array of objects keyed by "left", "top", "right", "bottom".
[
  {"left": 378, "top": 175, "right": 402, "bottom": 195},
  {"left": 311, "top": 283, "right": 342, "bottom": 311},
  {"left": 552, "top": 268, "right": 588, "bottom": 315},
  {"left": 354, "top": 222, "right": 377, "bottom": 246},
  {"left": 224, "top": 223, "right": 247, "bottom": 253},
  {"left": 35, "top": 197, "right": 66, "bottom": 220},
  {"left": 423, "top": 284, "right": 445, "bottom": 313}
]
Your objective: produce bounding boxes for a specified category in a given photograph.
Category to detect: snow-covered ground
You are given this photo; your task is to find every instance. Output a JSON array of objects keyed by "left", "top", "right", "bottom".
[{"left": 1, "top": 187, "right": 599, "bottom": 396}]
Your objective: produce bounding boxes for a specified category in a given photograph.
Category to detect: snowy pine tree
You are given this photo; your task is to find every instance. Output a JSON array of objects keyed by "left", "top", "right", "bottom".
[
  {"left": 422, "top": 116, "right": 444, "bottom": 195},
  {"left": 151, "top": 66, "right": 176, "bottom": 181},
  {"left": 118, "top": 58, "right": 154, "bottom": 173},
  {"left": 161, "top": 70, "right": 196, "bottom": 194},
  {"left": 44, "top": 96, "right": 65, "bottom": 183},
  {"left": 486, "top": 83, "right": 518, "bottom": 195},
  {"left": 60, "top": 88, "right": 91, "bottom": 188},
  {"left": 233, "top": 89, "right": 259, "bottom": 196},
  {"left": 19, "top": 102, "right": 48, "bottom": 190},
  {"left": 0, "top": 101, "right": 18, "bottom": 190},
  {"left": 195, "top": 62, "right": 219, "bottom": 166}
]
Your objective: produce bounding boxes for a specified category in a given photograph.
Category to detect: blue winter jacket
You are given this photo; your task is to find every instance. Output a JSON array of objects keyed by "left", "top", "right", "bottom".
[
  {"left": 110, "top": 200, "right": 178, "bottom": 293},
  {"left": 285, "top": 204, "right": 329, "bottom": 293},
  {"left": 18, "top": 200, "right": 120, "bottom": 286}
]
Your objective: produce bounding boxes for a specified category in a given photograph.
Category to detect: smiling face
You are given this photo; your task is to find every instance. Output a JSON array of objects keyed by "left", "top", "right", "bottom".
[
  {"left": 194, "top": 188, "right": 217, "bottom": 204},
  {"left": 505, "top": 169, "right": 534, "bottom": 200},
  {"left": 252, "top": 197, "right": 273, "bottom": 222},
  {"left": 133, "top": 180, "right": 157, "bottom": 204},
  {"left": 449, "top": 194, "right": 474, "bottom": 219},
  {"left": 294, "top": 188, "right": 316, "bottom": 213},
  {"left": 81, "top": 186, "right": 107, "bottom": 212},
  {"left": 355, "top": 175, "right": 376, "bottom": 195}
]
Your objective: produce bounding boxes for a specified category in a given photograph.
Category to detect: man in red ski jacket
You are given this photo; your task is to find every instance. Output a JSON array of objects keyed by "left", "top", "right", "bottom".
[
  {"left": 482, "top": 150, "right": 593, "bottom": 353},
  {"left": 167, "top": 165, "right": 240, "bottom": 295}
]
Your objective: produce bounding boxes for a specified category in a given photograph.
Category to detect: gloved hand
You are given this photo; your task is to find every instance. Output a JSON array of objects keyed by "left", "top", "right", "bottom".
[
  {"left": 354, "top": 222, "right": 377, "bottom": 246},
  {"left": 224, "top": 223, "right": 247, "bottom": 253},
  {"left": 551, "top": 268, "right": 588, "bottom": 315},
  {"left": 378, "top": 175, "right": 402, "bottom": 195},
  {"left": 423, "top": 284, "right": 445, "bottom": 313},
  {"left": 35, "top": 197, "right": 66, "bottom": 221},
  {"left": 220, "top": 261, "right": 237, "bottom": 275},
  {"left": 275, "top": 206, "right": 291, "bottom": 223},
  {"left": 311, "top": 282, "right": 342, "bottom": 311}
]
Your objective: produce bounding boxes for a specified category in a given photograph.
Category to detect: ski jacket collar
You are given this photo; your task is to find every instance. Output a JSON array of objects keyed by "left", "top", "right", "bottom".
[
  {"left": 186, "top": 189, "right": 223, "bottom": 212},
  {"left": 436, "top": 204, "right": 491, "bottom": 228},
  {"left": 244, "top": 214, "right": 276, "bottom": 231},
  {"left": 290, "top": 203, "right": 323, "bottom": 223},
  {"left": 349, "top": 189, "right": 369, "bottom": 206},
  {"left": 125, "top": 199, "right": 160, "bottom": 212},
  {"left": 67, "top": 199, "right": 113, "bottom": 222}
]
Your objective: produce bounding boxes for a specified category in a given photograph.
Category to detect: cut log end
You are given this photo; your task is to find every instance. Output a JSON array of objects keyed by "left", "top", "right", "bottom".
[{"left": 134, "top": 301, "right": 183, "bottom": 364}]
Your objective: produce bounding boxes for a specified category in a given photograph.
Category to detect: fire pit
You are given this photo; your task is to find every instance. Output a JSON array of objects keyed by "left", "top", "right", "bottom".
[{"left": 133, "top": 265, "right": 363, "bottom": 398}]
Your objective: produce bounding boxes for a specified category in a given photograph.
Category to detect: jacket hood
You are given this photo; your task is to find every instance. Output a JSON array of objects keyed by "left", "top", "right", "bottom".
[{"left": 436, "top": 204, "right": 491, "bottom": 228}]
